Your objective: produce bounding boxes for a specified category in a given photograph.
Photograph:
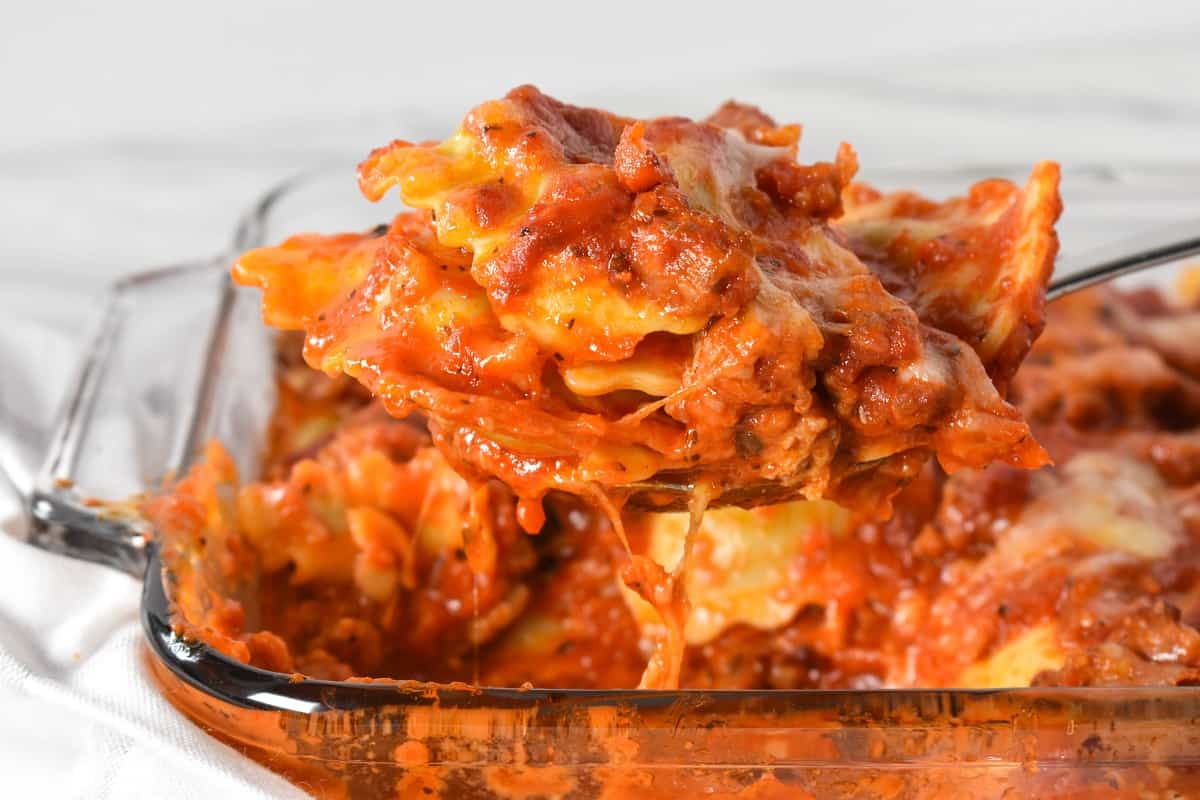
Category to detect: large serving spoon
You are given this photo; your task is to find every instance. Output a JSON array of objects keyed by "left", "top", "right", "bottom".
[{"left": 623, "top": 221, "right": 1200, "bottom": 511}]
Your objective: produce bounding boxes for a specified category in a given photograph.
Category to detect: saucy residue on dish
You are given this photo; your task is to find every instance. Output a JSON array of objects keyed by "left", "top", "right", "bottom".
[{"left": 143, "top": 87, "right": 1200, "bottom": 694}]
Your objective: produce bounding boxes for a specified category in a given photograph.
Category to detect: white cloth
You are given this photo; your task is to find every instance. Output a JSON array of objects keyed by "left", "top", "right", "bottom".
[{"left": 0, "top": 292, "right": 306, "bottom": 799}]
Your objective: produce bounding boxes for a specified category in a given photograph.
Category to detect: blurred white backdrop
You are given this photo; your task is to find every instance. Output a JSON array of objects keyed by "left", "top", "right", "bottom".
[
  {"left": 1, "top": 0, "right": 1195, "bottom": 146},
  {"left": 2, "top": 0, "right": 1198, "bottom": 296}
]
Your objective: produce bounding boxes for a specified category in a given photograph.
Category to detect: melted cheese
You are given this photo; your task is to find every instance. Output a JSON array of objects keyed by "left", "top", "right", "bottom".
[
  {"left": 1021, "top": 452, "right": 1179, "bottom": 559},
  {"left": 624, "top": 500, "right": 851, "bottom": 645}
]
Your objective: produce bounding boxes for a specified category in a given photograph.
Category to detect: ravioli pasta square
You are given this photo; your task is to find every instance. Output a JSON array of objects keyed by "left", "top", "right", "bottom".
[{"left": 234, "top": 86, "right": 1061, "bottom": 521}]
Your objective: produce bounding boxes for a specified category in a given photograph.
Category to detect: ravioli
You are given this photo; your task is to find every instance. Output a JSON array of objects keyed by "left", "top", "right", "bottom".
[{"left": 234, "top": 86, "right": 1060, "bottom": 521}]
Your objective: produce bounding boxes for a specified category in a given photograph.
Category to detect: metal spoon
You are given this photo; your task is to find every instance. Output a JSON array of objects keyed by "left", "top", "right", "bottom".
[
  {"left": 1046, "top": 219, "right": 1200, "bottom": 300},
  {"left": 623, "top": 221, "right": 1200, "bottom": 511}
]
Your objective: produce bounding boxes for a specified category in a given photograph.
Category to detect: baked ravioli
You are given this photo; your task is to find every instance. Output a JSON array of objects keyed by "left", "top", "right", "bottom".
[
  {"left": 149, "top": 282, "right": 1200, "bottom": 692},
  {"left": 233, "top": 86, "right": 1061, "bottom": 524}
]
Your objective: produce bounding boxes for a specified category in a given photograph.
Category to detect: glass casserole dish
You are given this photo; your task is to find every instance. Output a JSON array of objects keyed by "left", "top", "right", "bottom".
[{"left": 17, "top": 162, "right": 1200, "bottom": 799}]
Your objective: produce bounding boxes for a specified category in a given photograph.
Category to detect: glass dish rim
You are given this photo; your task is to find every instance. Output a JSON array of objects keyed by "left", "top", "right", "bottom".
[{"left": 142, "top": 536, "right": 1200, "bottom": 718}]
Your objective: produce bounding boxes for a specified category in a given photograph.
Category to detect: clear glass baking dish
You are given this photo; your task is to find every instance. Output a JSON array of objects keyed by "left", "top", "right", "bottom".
[{"left": 17, "top": 160, "right": 1200, "bottom": 798}]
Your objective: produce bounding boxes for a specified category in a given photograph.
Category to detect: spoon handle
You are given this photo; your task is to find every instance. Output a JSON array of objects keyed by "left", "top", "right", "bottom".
[{"left": 1047, "top": 220, "right": 1200, "bottom": 301}]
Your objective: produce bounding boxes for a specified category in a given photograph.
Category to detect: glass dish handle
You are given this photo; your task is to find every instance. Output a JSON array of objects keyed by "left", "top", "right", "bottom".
[{"left": 23, "top": 258, "right": 235, "bottom": 577}]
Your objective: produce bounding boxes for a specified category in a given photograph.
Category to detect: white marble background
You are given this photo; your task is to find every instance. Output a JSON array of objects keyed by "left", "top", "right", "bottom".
[
  {"left": 1, "top": 1, "right": 1199, "bottom": 796},
  {"left": 3, "top": 1, "right": 1199, "bottom": 311}
]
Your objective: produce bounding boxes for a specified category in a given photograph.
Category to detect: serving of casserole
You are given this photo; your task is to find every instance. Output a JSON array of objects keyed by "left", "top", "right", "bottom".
[{"left": 23, "top": 88, "right": 1200, "bottom": 799}]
